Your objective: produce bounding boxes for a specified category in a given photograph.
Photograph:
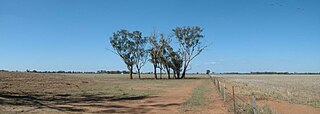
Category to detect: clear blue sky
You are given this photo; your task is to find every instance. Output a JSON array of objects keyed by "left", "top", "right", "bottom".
[{"left": 1, "top": 0, "right": 319, "bottom": 73}]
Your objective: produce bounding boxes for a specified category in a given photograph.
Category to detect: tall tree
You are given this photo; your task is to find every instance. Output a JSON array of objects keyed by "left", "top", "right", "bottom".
[
  {"left": 159, "top": 33, "right": 168, "bottom": 79},
  {"left": 159, "top": 34, "right": 170, "bottom": 79},
  {"left": 167, "top": 47, "right": 183, "bottom": 79},
  {"left": 129, "top": 31, "right": 147, "bottom": 79},
  {"left": 148, "top": 32, "right": 166, "bottom": 79},
  {"left": 173, "top": 26, "right": 207, "bottom": 79},
  {"left": 110, "top": 29, "right": 135, "bottom": 79}
]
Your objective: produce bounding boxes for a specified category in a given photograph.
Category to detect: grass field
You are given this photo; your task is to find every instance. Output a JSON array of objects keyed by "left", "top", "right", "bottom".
[
  {"left": 215, "top": 74, "right": 320, "bottom": 108},
  {"left": 181, "top": 79, "right": 211, "bottom": 112}
]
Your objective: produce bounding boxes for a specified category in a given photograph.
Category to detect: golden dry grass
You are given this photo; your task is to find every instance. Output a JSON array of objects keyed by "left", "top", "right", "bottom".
[{"left": 215, "top": 74, "right": 320, "bottom": 107}]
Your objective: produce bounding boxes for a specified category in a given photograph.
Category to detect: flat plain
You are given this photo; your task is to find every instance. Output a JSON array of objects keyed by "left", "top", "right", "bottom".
[
  {"left": 0, "top": 72, "right": 226, "bottom": 114},
  {"left": 214, "top": 74, "right": 320, "bottom": 114},
  {"left": 1, "top": 72, "right": 320, "bottom": 114}
]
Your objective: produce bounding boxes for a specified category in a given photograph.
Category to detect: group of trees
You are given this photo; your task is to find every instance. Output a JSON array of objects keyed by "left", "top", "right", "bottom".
[
  {"left": 25, "top": 70, "right": 96, "bottom": 74},
  {"left": 24, "top": 70, "right": 130, "bottom": 74},
  {"left": 250, "top": 72, "right": 290, "bottom": 74},
  {"left": 110, "top": 26, "right": 207, "bottom": 79},
  {"left": 96, "top": 70, "right": 130, "bottom": 74}
]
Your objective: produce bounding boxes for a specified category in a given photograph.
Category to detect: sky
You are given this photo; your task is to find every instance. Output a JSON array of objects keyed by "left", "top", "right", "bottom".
[{"left": 1, "top": 0, "right": 319, "bottom": 73}]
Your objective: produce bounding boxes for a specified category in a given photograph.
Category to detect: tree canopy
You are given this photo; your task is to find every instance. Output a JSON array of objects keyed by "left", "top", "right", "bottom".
[{"left": 109, "top": 26, "right": 206, "bottom": 79}]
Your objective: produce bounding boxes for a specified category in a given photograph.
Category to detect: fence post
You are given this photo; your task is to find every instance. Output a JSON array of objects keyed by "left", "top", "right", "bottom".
[
  {"left": 252, "top": 96, "right": 257, "bottom": 114},
  {"left": 224, "top": 84, "right": 226, "bottom": 102},
  {"left": 232, "top": 86, "right": 236, "bottom": 114},
  {"left": 218, "top": 81, "right": 220, "bottom": 93},
  {"left": 216, "top": 79, "right": 218, "bottom": 86},
  {"left": 221, "top": 83, "right": 224, "bottom": 96}
]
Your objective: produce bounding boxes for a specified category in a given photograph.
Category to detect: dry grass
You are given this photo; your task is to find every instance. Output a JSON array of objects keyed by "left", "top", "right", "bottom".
[
  {"left": 234, "top": 102, "right": 275, "bottom": 114},
  {"left": 215, "top": 74, "right": 320, "bottom": 107},
  {"left": 0, "top": 72, "right": 198, "bottom": 99},
  {"left": 0, "top": 72, "right": 208, "bottom": 113}
]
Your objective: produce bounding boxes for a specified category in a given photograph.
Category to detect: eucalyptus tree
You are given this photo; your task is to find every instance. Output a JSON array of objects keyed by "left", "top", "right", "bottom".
[
  {"left": 158, "top": 34, "right": 171, "bottom": 79},
  {"left": 167, "top": 46, "right": 183, "bottom": 79},
  {"left": 172, "top": 26, "right": 207, "bottom": 79},
  {"left": 129, "top": 31, "right": 147, "bottom": 79},
  {"left": 148, "top": 32, "right": 162, "bottom": 79},
  {"left": 157, "top": 33, "right": 183, "bottom": 79},
  {"left": 109, "top": 29, "right": 135, "bottom": 79}
]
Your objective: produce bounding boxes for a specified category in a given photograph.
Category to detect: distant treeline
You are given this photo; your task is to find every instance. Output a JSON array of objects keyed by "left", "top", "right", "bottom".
[
  {"left": 0, "top": 69, "right": 130, "bottom": 74},
  {"left": 220, "top": 72, "right": 320, "bottom": 75},
  {"left": 96, "top": 70, "right": 130, "bottom": 74},
  {"left": 1, "top": 70, "right": 320, "bottom": 75},
  {"left": 26, "top": 69, "right": 96, "bottom": 74}
]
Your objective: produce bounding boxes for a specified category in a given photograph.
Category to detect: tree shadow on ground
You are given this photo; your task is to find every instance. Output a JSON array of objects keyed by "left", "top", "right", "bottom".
[{"left": 0, "top": 91, "right": 180, "bottom": 113}]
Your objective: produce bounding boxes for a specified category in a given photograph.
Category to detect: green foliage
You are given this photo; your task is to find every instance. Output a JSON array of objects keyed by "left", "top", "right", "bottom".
[
  {"left": 172, "top": 26, "right": 207, "bottom": 78},
  {"left": 148, "top": 33, "right": 162, "bottom": 66},
  {"left": 129, "top": 31, "right": 148, "bottom": 78},
  {"left": 167, "top": 46, "right": 183, "bottom": 78},
  {"left": 109, "top": 26, "right": 206, "bottom": 79},
  {"left": 110, "top": 29, "right": 135, "bottom": 70}
]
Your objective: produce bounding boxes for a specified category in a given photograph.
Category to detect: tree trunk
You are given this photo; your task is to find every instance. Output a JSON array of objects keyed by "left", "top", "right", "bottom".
[
  {"left": 165, "top": 66, "right": 170, "bottom": 79},
  {"left": 138, "top": 68, "right": 141, "bottom": 79},
  {"left": 153, "top": 64, "right": 157, "bottom": 79},
  {"left": 136, "top": 65, "right": 141, "bottom": 79},
  {"left": 176, "top": 70, "right": 180, "bottom": 79},
  {"left": 173, "top": 70, "right": 176, "bottom": 79},
  {"left": 129, "top": 67, "right": 133, "bottom": 79},
  {"left": 181, "top": 66, "right": 187, "bottom": 79},
  {"left": 160, "top": 67, "right": 162, "bottom": 79}
]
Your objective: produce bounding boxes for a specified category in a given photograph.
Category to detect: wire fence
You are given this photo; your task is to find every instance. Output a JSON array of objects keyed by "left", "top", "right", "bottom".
[{"left": 209, "top": 75, "right": 258, "bottom": 114}]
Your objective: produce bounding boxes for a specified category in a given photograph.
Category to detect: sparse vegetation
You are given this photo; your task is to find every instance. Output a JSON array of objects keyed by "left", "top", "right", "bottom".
[
  {"left": 182, "top": 79, "right": 211, "bottom": 112},
  {"left": 219, "top": 75, "right": 320, "bottom": 108},
  {"left": 0, "top": 72, "right": 207, "bottom": 113},
  {"left": 234, "top": 102, "right": 275, "bottom": 114}
]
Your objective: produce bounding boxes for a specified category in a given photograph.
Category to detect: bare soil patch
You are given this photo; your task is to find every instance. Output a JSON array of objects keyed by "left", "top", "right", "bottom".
[{"left": 0, "top": 72, "right": 211, "bottom": 114}]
